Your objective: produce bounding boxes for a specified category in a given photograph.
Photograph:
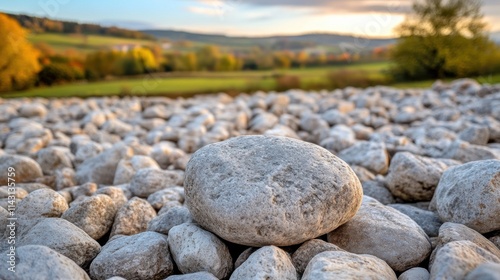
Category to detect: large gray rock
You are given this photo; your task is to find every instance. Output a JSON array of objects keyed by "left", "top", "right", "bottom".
[
  {"left": 338, "top": 141, "right": 389, "bottom": 175},
  {"left": 291, "top": 239, "right": 344, "bottom": 275},
  {"left": 90, "top": 232, "right": 173, "bottom": 280},
  {"left": 432, "top": 160, "right": 500, "bottom": 233},
  {"left": 110, "top": 197, "right": 156, "bottom": 237},
  {"left": 0, "top": 245, "right": 90, "bottom": 280},
  {"left": 385, "top": 152, "right": 459, "bottom": 201},
  {"left": 430, "top": 241, "right": 500, "bottom": 280},
  {"left": 389, "top": 204, "right": 442, "bottom": 237},
  {"left": 302, "top": 251, "right": 397, "bottom": 280},
  {"left": 327, "top": 197, "right": 431, "bottom": 272},
  {"left": 0, "top": 155, "right": 43, "bottom": 185},
  {"left": 230, "top": 246, "right": 297, "bottom": 280},
  {"left": 61, "top": 194, "right": 117, "bottom": 240},
  {"left": 185, "top": 136, "right": 363, "bottom": 247},
  {"left": 18, "top": 218, "right": 101, "bottom": 267},
  {"left": 465, "top": 263, "right": 500, "bottom": 280},
  {"left": 168, "top": 223, "right": 233, "bottom": 279},
  {"left": 129, "top": 168, "right": 183, "bottom": 198}
]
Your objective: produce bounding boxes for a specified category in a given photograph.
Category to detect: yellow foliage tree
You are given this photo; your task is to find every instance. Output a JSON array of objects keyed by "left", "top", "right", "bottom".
[{"left": 0, "top": 14, "right": 41, "bottom": 92}]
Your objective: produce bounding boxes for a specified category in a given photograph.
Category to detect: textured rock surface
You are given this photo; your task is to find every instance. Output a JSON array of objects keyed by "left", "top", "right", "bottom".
[
  {"left": 230, "top": 246, "right": 297, "bottom": 280},
  {"left": 185, "top": 135, "right": 363, "bottom": 246},
  {"left": 327, "top": 197, "right": 431, "bottom": 272},
  {"left": 0, "top": 245, "right": 90, "bottom": 280},
  {"left": 110, "top": 197, "right": 156, "bottom": 237},
  {"left": 18, "top": 218, "right": 101, "bottom": 267},
  {"left": 430, "top": 223, "right": 500, "bottom": 268},
  {"left": 398, "top": 267, "right": 430, "bottom": 280},
  {"left": 432, "top": 160, "right": 500, "bottom": 233},
  {"left": 0, "top": 155, "right": 43, "bottom": 185},
  {"left": 61, "top": 194, "right": 117, "bottom": 240},
  {"left": 386, "top": 152, "right": 459, "bottom": 201},
  {"left": 291, "top": 239, "right": 344, "bottom": 275},
  {"left": 302, "top": 251, "right": 397, "bottom": 280},
  {"left": 430, "top": 241, "right": 500, "bottom": 280},
  {"left": 168, "top": 223, "right": 233, "bottom": 279},
  {"left": 389, "top": 204, "right": 442, "bottom": 237},
  {"left": 465, "top": 263, "right": 500, "bottom": 280},
  {"left": 90, "top": 231, "right": 173, "bottom": 280}
]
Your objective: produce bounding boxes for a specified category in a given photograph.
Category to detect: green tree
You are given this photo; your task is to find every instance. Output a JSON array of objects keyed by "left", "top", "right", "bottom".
[
  {"left": 0, "top": 14, "right": 41, "bottom": 92},
  {"left": 197, "top": 45, "right": 219, "bottom": 71},
  {"left": 391, "top": 0, "right": 500, "bottom": 80}
]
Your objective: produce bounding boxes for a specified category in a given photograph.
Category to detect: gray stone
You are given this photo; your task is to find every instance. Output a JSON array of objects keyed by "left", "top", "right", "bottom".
[
  {"left": 291, "top": 239, "right": 344, "bottom": 275},
  {"left": 430, "top": 223, "right": 500, "bottom": 268},
  {"left": 338, "top": 141, "right": 389, "bottom": 175},
  {"left": 148, "top": 206, "right": 192, "bottom": 235},
  {"left": 430, "top": 241, "right": 500, "bottom": 280},
  {"left": 362, "top": 180, "right": 396, "bottom": 205},
  {"left": 386, "top": 152, "right": 459, "bottom": 201},
  {"left": 230, "top": 246, "right": 297, "bottom": 280},
  {"left": 113, "top": 155, "right": 160, "bottom": 185},
  {"left": 185, "top": 136, "right": 362, "bottom": 246},
  {"left": 442, "top": 140, "right": 500, "bottom": 163},
  {"left": 110, "top": 197, "right": 156, "bottom": 237},
  {"left": 147, "top": 188, "right": 183, "bottom": 210},
  {"left": 389, "top": 204, "right": 442, "bottom": 237},
  {"left": 432, "top": 160, "right": 500, "bottom": 233},
  {"left": 0, "top": 245, "right": 90, "bottom": 280},
  {"left": 90, "top": 232, "right": 173, "bottom": 280},
  {"left": 465, "top": 263, "right": 500, "bottom": 280},
  {"left": 76, "top": 142, "right": 133, "bottom": 185},
  {"left": 95, "top": 186, "right": 128, "bottom": 210},
  {"left": 16, "top": 188, "right": 68, "bottom": 236},
  {"left": 168, "top": 223, "right": 233, "bottom": 279},
  {"left": 19, "top": 218, "right": 101, "bottom": 267},
  {"left": 459, "top": 125, "right": 490, "bottom": 146},
  {"left": 302, "top": 251, "right": 396, "bottom": 280},
  {"left": 398, "top": 268, "right": 430, "bottom": 280},
  {"left": 62, "top": 194, "right": 118, "bottom": 240},
  {"left": 129, "top": 168, "right": 183, "bottom": 198},
  {"left": 36, "top": 146, "right": 74, "bottom": 175},
  {"left": 327, "top": 197, "right": 431, "bottom": 272},
  {"left": 165, "top": 272, "right": 218, "bottom": 280},
  {"left": 0, "top": 155, "right": 43, "bottom": 185}
]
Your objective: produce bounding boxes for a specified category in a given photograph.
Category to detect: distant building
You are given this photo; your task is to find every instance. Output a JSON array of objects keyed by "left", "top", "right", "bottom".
[{"left": 112, "top": 44, "right": 141, "bottom": 52}]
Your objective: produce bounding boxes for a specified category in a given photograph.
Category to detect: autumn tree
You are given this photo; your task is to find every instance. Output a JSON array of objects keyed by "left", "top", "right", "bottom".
[
  {"left": 391, "top": 0, "right": 500, "bottom": 80},
  {"left": 0, "top": 14, "right": 41, "bottom": 92}
]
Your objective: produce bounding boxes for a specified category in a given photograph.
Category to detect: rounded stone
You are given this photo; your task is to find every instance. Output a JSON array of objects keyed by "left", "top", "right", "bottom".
[
  {"left": 432, "top": 160, "right": 500, "bottom": 233},
  {"left": 185, "top": 136, "right": 363, "bottom": 246}
]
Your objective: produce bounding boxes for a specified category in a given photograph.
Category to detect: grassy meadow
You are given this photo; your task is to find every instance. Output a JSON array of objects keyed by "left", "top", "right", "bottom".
[
  {"left": 3, "top": 62, "right": 391, "bottom": 98},
  {"left": 28, "top": 33, "right": 156, "bottom": 54}
]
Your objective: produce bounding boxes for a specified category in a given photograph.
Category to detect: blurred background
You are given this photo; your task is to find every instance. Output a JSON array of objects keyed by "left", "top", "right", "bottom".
[{"left": 1, "top": 0, "right": 500, "bottom": 98}]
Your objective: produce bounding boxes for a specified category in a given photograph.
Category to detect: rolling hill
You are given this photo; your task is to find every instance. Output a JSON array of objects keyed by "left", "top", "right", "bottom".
[{"left": 142, "top": 30, "right": 396, "bottom": 51}]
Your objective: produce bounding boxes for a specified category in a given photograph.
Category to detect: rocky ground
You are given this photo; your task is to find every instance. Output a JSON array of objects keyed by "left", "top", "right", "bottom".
[{"left": 1, "top": 78, "right": 500, "bottom": 279}]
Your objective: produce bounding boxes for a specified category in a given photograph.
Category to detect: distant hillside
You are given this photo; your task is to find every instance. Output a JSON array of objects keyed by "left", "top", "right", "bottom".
[
  {"left": 5, "top": 13, "right": 155, "bottom": 41},
  {"left": 142, "top": 30, "right": 395, "bottom": 51}
]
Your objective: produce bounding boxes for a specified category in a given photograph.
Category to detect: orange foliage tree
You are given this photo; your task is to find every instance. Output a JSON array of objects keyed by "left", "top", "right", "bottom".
[{"left": 0, "top": 13, "right": 41, "bottom": 92}]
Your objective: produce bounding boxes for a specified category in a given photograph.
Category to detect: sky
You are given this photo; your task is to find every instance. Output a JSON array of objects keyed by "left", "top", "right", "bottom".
[{"left": 1, "top": 0, "right": 500, "bottom": 37}]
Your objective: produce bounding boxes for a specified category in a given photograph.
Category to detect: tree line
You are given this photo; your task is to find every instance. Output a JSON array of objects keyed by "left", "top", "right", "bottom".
[{"left": 6, "top": 13, "right": 155, "bottom": 40}]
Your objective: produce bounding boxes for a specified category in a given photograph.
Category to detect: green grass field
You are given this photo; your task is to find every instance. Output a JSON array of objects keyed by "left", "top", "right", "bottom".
[
  {"left": 4, "top": 62, "right": 500, "bottom": 98},
  {"left": 28, "top": 33, "right": 155, "bottom": 54}
]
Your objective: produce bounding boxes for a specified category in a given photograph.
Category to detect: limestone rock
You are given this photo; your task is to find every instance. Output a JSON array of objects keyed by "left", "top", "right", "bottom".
[{"left": 185, "top": 136, "right": 363, "bottom": 246}]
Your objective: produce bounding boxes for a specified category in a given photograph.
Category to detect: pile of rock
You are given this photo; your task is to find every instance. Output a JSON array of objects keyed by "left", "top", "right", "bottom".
[{"left": 1, "top": 78, "right": 500, "bottom": 279}]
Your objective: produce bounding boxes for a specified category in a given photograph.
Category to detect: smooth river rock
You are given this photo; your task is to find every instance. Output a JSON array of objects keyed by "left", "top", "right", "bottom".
[{"left": 185, "top": 136, "right": 363, "bottom": 246}]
